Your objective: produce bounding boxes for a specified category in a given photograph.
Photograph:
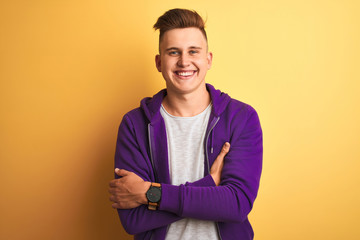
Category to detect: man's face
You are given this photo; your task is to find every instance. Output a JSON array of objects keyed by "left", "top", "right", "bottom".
[{"left": 155, "top": 27, "right": 213, "bottom": 95}]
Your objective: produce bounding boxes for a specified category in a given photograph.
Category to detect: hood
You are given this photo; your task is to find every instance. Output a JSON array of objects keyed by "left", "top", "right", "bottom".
[{"left": 140, "top": 84, "right": 231, "bottom": 124}]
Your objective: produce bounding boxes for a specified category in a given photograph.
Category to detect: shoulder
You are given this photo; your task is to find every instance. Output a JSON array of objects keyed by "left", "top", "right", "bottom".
[
  {"left": 118, "top": 107, "right": 148, "bottom": 132},
  {"left": 124, "top": 107, "right": 144, "bottom": 119},
  {"left": 221, "top": 98, "right": 262, "bottom": 137},
  {"left": 225, "top": 98, "right": 259, "bottom": 119}
]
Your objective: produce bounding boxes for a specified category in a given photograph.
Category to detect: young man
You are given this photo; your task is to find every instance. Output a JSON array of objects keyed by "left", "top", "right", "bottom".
[{"left": 109, "top": 8, "right": 263, "bottom": 240}]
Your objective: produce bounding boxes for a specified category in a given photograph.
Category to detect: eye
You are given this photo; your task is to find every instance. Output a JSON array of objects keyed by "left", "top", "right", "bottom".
[
  {"left": 169, "top": 51, "right": 179, "bottom": 56},
  {"left": 189, "top": 50, "right": 198, "bottom": 55}
]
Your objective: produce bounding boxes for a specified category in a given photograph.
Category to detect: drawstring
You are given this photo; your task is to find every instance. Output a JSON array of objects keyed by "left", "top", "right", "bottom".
[{"left": 211, "top": 130, "right": 214, "bottom": 154}]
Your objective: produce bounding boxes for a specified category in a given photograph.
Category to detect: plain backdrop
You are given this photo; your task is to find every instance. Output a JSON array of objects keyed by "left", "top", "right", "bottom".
[{"left": 1, "top": 0, "right": 359, "bottom": 239}]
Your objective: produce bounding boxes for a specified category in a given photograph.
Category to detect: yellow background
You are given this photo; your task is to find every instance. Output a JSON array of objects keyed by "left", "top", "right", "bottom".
[{"left": 1, "top": 0, "right": 359, "bottom": 239}]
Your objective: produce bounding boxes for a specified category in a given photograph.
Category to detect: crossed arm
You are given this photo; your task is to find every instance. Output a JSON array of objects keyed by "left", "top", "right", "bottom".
[
  {"left": 108, "top": 142, "right": 230, "bottom": 209},
  {"left": 108, "top": 107, "right": 262, "bottom": 235}
]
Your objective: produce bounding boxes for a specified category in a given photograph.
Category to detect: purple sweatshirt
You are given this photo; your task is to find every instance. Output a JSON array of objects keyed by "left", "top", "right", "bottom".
[{"left": 115, "top": 84, "right": 263, "bottom": 240}]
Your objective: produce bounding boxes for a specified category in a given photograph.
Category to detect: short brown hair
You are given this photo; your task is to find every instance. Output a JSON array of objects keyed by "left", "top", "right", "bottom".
[{"left": 153, "top": 8, "right": 207, "bottom": 44}]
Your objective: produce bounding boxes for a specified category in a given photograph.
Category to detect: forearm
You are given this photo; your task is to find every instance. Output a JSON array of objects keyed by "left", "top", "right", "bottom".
[
  {"left": 117, "top": 206, "right": 181, "bottom": 235},
  {"left": 159, "top": 182, "right": 253, "bottom": 222}
]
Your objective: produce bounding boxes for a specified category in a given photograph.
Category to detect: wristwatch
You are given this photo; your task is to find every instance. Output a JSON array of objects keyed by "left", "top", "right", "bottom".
[{"left": 146, "top": 182, "right": 161, "bottom": 210}]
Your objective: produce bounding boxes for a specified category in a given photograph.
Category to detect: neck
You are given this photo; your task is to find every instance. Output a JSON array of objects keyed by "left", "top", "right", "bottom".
[{"left": 163, "top": 85, "right": 211, "bottom": 117}]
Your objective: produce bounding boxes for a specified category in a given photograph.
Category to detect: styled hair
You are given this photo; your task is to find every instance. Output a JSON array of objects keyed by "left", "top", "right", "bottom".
[{"left": 153, "top": 8, "right": 207, "bottom": 44}]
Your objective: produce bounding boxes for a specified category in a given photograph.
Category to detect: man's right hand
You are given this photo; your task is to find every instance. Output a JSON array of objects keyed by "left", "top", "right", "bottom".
[{"left": 210, "top": 142, "right": 230, "bottom": 186}]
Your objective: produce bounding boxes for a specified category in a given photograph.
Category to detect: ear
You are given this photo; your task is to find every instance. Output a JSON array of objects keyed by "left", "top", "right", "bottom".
[
  {"left": 207, "top": 52, "right": 213, "bottom": 70},
  {"left": 155, "top": 54, "right": 161, "bottom": 72}
]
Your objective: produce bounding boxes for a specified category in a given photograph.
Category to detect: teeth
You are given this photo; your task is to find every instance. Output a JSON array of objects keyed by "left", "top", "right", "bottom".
[{"left": 177, "top": 71, "right": 194, "bottom": 76}]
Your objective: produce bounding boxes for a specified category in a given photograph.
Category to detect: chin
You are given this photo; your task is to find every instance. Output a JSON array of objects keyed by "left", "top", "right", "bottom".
[{"left": 170, "top": 82, "right": 204, "bottom": 94}]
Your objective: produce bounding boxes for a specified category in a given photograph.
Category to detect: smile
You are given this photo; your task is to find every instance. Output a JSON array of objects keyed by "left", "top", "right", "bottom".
[{"left": 174, "top": 71, "right": 196, "bottom": 77}]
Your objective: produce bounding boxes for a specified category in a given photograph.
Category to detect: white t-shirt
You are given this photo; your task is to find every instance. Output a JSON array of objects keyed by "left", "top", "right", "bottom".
[{"left": 160, "top": 103, "right": 220, "bottom": 240}]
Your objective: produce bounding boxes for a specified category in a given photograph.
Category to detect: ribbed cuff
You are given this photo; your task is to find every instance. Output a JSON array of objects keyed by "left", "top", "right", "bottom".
[
  {"left": 185, "top": 174, "right": 216, "bottom": 187},
  {"left": 158, "top": 183, "right": 181, "bottom": 215}
]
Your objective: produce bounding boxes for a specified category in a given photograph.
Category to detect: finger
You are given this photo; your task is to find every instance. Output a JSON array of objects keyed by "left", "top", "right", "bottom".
[
  {"left": 109, "top": 195, "right": 116, "bottom": 202},
  {"left": 222, "top": 142, "right": 230, "bottom": 153},
  {"left": 109, "top": 180, "right": 117, "bottom": 187},
  {"left": 115, "top": 168, "right": 130, "bottom": 177},
  {"left": 112, "top": 202, "right": 127, "bottom": 209},
  {"left": 217, "top": 142, "right": 230, "bottom": 158},
  {"left": 112, "top": 203, "right": 119, "bottom": 209},
  {"left": 112, "top": 202, "right": 139, "bottom": 209}
]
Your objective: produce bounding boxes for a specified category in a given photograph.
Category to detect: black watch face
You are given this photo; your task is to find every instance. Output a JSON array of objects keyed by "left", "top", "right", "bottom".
[{"left": 146, "top": 187, "right": 161, "bottom": 202}]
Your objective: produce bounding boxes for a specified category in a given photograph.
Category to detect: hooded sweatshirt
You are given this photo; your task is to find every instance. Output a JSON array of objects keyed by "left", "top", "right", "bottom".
[{"left": 115, "top": 84, "right": 263, "bottom": 240}]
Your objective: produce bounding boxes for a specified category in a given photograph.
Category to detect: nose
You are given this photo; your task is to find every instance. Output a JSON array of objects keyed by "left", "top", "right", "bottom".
[{"left": 177, "top": 54, "right": 190, "bottom": 67}]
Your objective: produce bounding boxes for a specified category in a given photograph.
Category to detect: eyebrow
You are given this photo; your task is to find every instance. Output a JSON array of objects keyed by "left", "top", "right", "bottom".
[{"left": 165, "top": 46, "right": 202, "bottom": 52}]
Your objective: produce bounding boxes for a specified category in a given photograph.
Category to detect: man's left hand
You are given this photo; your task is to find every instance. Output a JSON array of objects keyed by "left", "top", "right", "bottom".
[{"left": 109, "top": 169, "right": 151, "bottom": 209}]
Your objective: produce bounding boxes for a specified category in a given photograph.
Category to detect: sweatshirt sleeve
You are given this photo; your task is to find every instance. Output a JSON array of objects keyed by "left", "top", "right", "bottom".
[
  {"left": 158, "top": 105, "right": 263, "bottom": 222},
  {"left": 114, "top": 114, "right": 181, "bottom": 235}
]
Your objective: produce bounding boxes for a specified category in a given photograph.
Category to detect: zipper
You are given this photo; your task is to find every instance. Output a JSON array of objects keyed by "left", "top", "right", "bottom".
[
  {"left": 205, "top": 116, "right": 223, "bottom": 240},
  {"left": 216, "top": 223, "right": 223, "bottom": 240},
  {"left": 148, "top": 123, "right": 158, "bottom": 182},
  {"left": 205, "top": 116, "right": 220, "bottom": 174}
]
